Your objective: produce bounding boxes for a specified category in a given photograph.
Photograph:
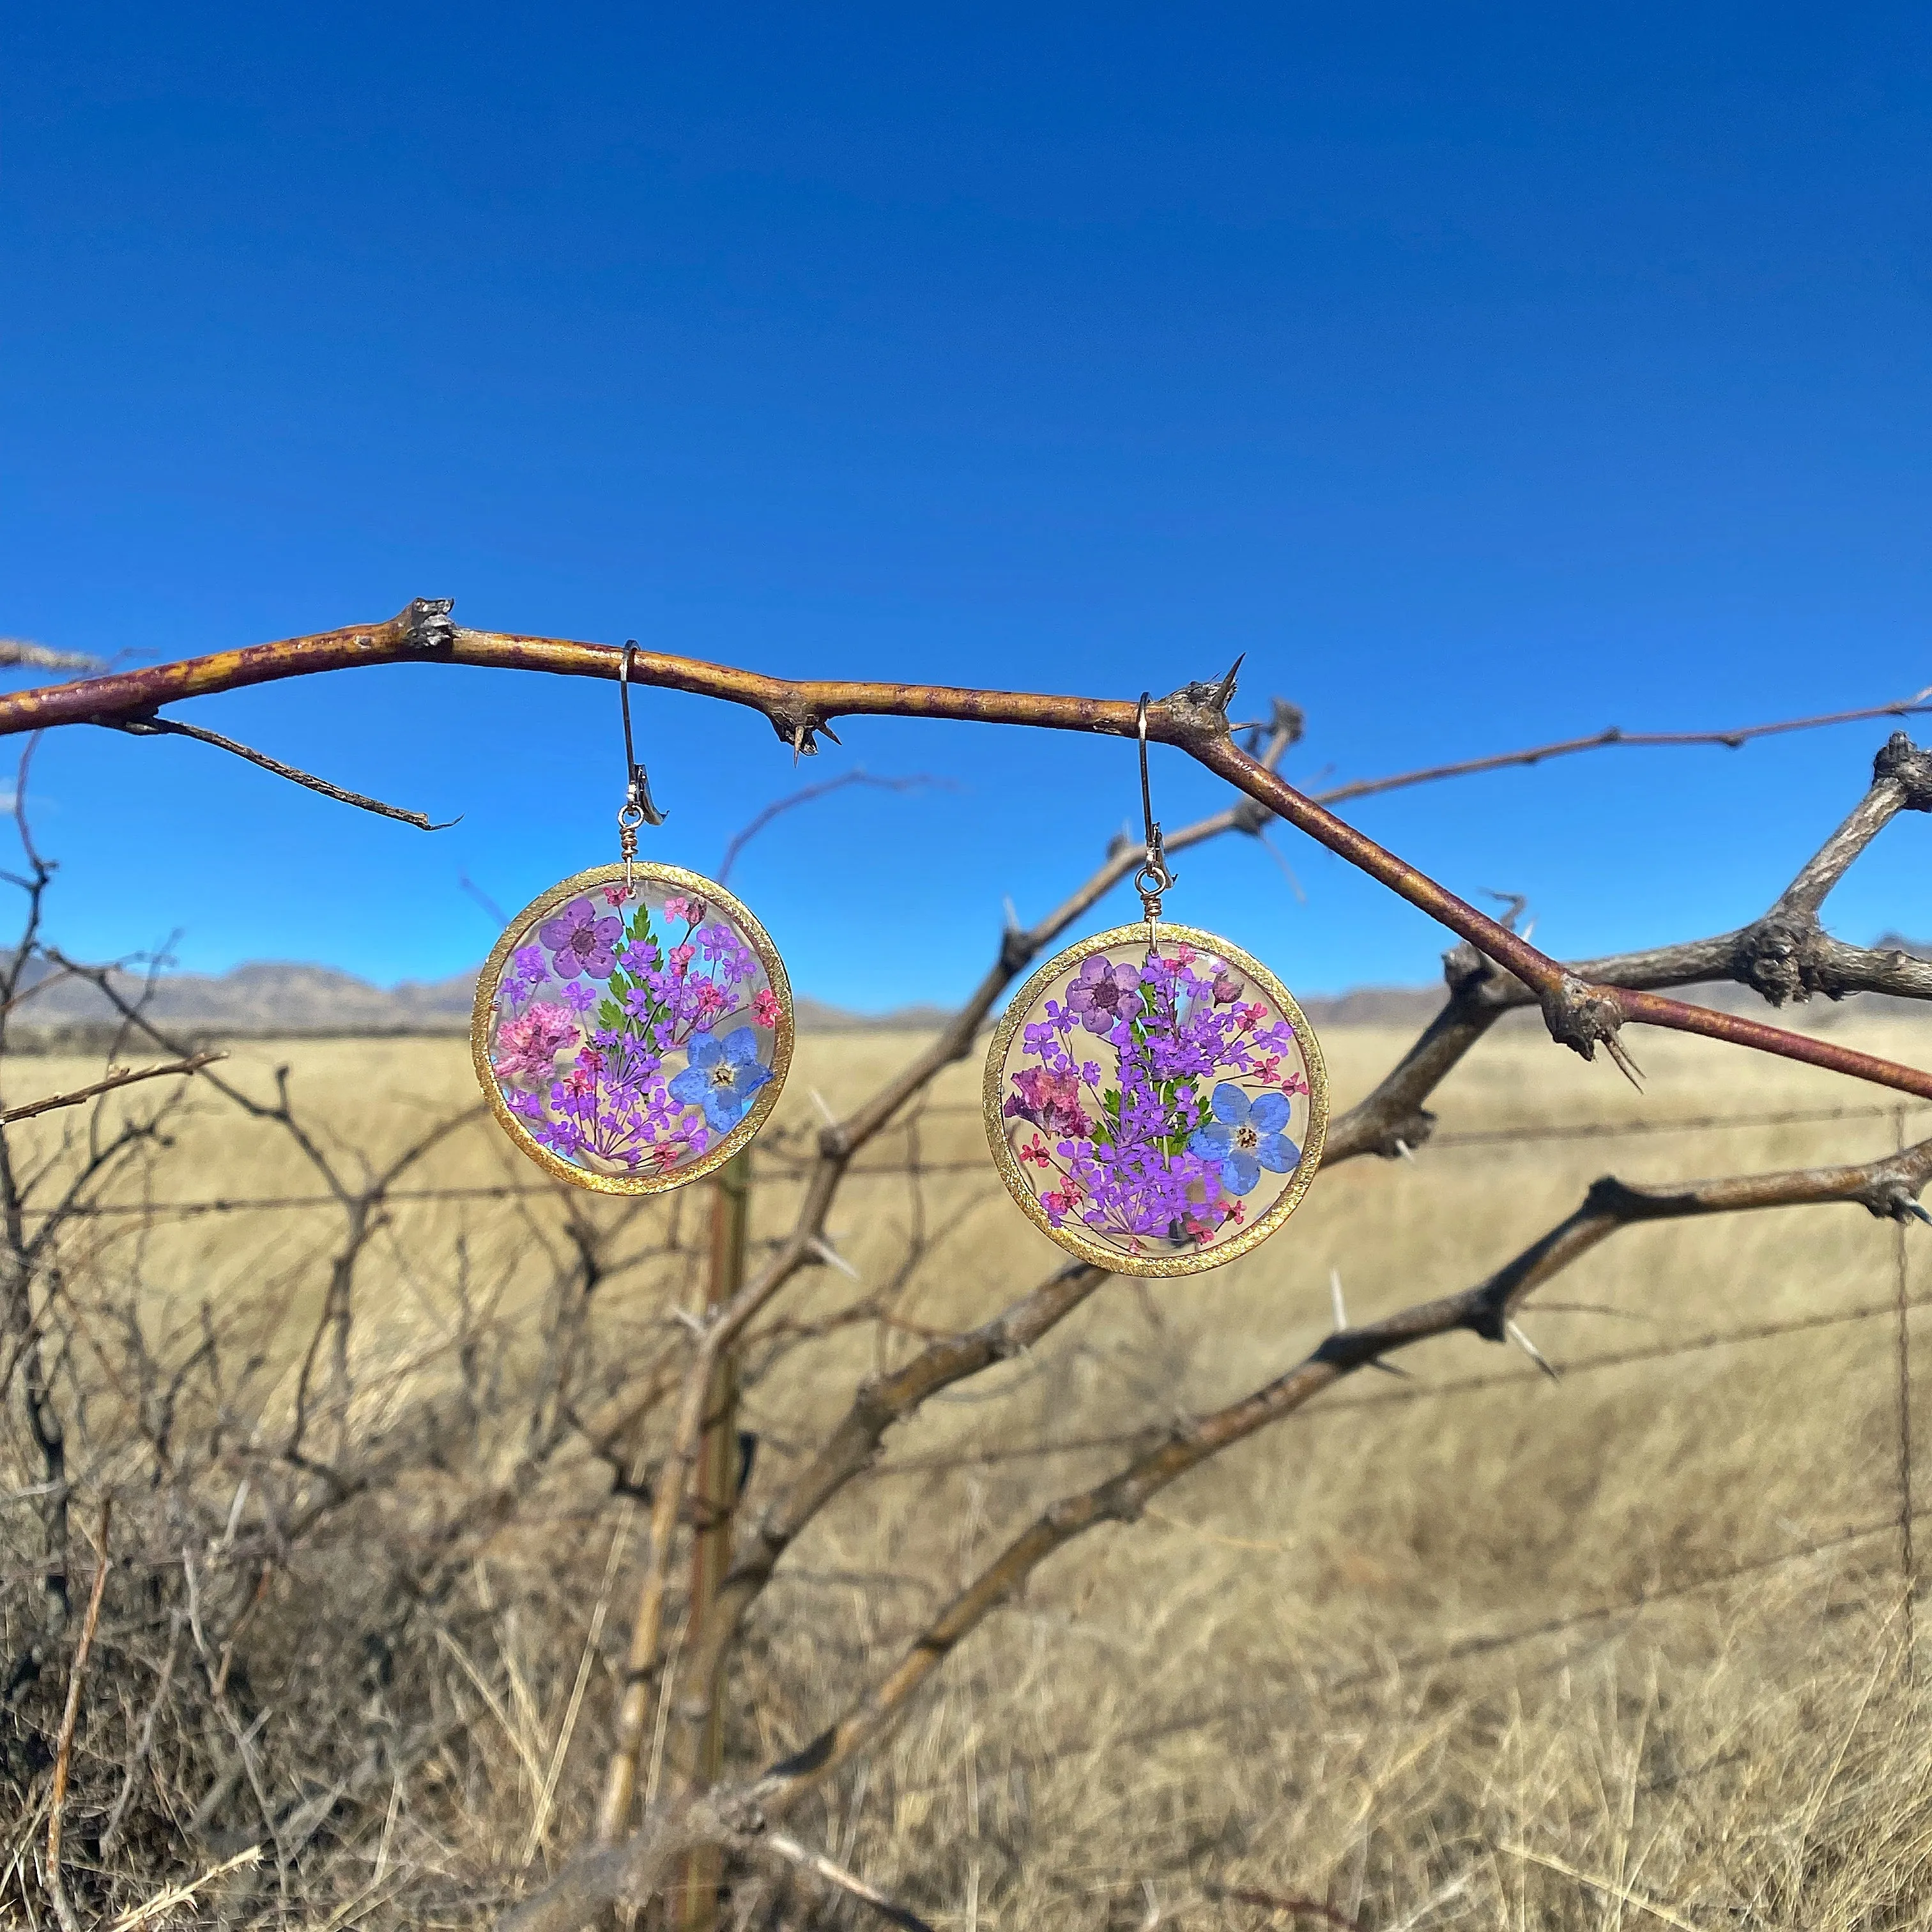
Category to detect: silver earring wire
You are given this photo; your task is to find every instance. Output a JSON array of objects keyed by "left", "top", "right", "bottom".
[
  {"left": 1135, "top": 691, "right": 1176, "bottom": 928},
  {"left": 617, "top": 642, "right": 667, "bottom": 893}
]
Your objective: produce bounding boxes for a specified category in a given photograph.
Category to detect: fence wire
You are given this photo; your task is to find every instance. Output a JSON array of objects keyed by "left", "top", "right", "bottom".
[{"left": 19, "top": 1095, "right": 1932, "bottom": 1218}]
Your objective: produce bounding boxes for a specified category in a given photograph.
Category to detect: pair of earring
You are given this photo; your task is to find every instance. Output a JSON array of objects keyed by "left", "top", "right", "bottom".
[{"left": 472, "top": 659, "right": 1327, "bottom": 1276}]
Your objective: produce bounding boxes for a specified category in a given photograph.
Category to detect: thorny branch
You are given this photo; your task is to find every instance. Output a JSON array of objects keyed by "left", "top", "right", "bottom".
[
  {"left": 3, "top": 599, "right": 1929, "bottom": 1100},
  {"left": 586, "top": 703, "right": 1306, "bottom": 1844},
  {"left": 501, "top": 1127, "right": 1932, "bottom": 1931},
  {"left": 3, "top": 606, "right": 1930, "bottom": 1924},
  {"left": 1328, "top": 728, "right": 1932, "bottom": 1163},
  {"left": 0, "top": 1051, "right": 224, "bottom": 1127},
  {"left": 1309, "top": 687, "right": 1932, "bottom": 808},
  {"left": 543, "top": 712, "right": 1928, "bottom": 1917},
  {"left": 574, "top": 698, "right": 1932, "bottom": 1871}
]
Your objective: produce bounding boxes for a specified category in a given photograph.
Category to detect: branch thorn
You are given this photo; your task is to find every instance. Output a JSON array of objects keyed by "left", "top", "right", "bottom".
[
  {"left": 809, "top": 1234, "right": 862, "bottom": 1283},
  {"left": 1506, "top": 1320, "right": 1560, "bottom": 1381},
  {"left": 1211, "top": 653, "right": 1246, "bottom": 717},
  {"left": 1602, "top": 1031, "right": 1646, "bottom": 1092}
]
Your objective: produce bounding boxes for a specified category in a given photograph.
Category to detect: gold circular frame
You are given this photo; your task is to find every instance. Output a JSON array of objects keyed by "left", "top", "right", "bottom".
[
  {"left": 983, "top": 921, "right": 1328, "bottom": 1276},
  {"left": 471, "top": 861, "right": 794, "bottom": 1195}
]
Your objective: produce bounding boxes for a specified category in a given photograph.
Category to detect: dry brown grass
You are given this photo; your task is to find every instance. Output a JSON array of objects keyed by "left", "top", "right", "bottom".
[{"left": 6, "top": 1013, "right": 1931, "bottom": 1929}]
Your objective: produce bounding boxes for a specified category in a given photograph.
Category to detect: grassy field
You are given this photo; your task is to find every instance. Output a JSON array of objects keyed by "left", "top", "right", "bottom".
[{"left": 10, "top": 1009, "right": 1932, "bottom": 1928}]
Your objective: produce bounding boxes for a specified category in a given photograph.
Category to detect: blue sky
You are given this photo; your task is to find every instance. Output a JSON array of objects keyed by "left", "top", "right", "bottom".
[{"left": 3, "top": 5, "right": 1928, "bottom": 1008}]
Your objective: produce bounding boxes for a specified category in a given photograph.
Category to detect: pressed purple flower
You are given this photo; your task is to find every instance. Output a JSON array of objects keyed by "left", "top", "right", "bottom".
[
  {"left": 1064, "top": 957, "right": 1141, "bottom": 1035},
  {"left": 539, "top": 898, "right": 624, "bottom": 979},
  {"left": 560, "top": 979, "right": 597, "bottom": 1015}
]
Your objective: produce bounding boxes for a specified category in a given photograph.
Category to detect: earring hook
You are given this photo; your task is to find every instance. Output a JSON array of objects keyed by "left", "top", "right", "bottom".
[
  {"left": 617, "top": 643, "right": 668, "bottom": 892},
  {"left": 1135, "top": 691, "right": 1176, "bottom": 924}
]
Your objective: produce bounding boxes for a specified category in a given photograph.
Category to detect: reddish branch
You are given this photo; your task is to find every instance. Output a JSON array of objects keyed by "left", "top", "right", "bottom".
[
  {"left": 5, "top": 607, "right": 1928, "bottom": 1924},
  {"left": 1328, "top": 730, "right": 1932, "bottom": 1162},
  {"left": 0, "top": 600, "right": 1928, "bottom": 1103}
]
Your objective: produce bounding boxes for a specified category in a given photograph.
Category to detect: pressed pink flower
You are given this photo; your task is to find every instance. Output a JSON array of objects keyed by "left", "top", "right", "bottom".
[
  {"left": 753, "top": 987, "right": 782, "bottom": 1028},
  {"left": 1004, "top": 1066, "right": 1092, "bottom": 1138},
  {"left": 493, "top": 1002, "right": 579, "bottom": 1082}
]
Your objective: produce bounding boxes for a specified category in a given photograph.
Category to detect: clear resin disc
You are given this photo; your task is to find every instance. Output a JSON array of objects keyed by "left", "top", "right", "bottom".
[
  {"left": 984, "top": 923, "right": 1326, "bottom": 1275},
  {"left": 473, "top": 862, "right": 793, "bottom": 1193}
]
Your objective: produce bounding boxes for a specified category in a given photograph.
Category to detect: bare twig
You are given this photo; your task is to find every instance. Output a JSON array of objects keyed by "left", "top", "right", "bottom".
[
  {"left": 47, "top": 1500, "right": 111, "bottom": 1932},
  {"left": 758, "top": 1831, "right": 937, "bottom": 1930},
  {"left": 717, "top": 770, "right": 949, "bottom": 884},
  {"left": 0, "top": 640, "right": 100, "bottom": 673},
  {"left": 678, "top": 1260, "right": 1109, "bottom": 1768},
  {"left": 1309, "top": 690, "right": 1932, "bottom": 809},
  {"left": 0, "top": 1050, "right": 224, "bottom": 1126},
  {"left": 107, "top": 716, "right": 455, "bottom": 831}
]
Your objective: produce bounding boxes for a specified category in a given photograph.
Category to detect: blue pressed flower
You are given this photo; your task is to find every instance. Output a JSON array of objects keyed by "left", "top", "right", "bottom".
[
  {"left": 668, "top": 1027, "right": 773, "bottom": 1130},
  {"left": 1187, "top": 1082, "right": 1300, "bottom": 1196}
]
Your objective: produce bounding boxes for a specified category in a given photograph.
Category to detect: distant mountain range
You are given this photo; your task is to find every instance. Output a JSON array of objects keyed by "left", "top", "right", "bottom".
[
  {"left": 6, "top": 936, "right": 1925, "bottom": 1039},
  {"left": 5, "top": 956, "right": 964, "bottom": 1036}
]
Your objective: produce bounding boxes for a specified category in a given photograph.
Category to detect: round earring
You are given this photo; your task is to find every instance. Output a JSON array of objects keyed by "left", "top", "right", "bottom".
[
  {"left": 471, "top": 647, "right": 794, "bottom": 1193},
  {"left": 983, "top": 695, "right": 1327, "bottom": 1275}
]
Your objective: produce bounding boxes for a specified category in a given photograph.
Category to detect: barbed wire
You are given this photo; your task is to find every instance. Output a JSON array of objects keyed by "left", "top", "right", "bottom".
[
  {"left": 868, "top": 1289, "right": 1932, "bottom": 1478},
  {"left": 24, "top": 1095, "right": 1930, "bottom": 1219}
]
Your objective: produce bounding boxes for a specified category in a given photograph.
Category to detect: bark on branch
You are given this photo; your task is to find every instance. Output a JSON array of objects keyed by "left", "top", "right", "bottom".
[
  {"left": 1328, "top": 730, "right": 1932, "bottom": 1163},
  {"left": 2, "top": 601, "right": 1928, "bottom": 1103},
  {"left": 500, "top": 1131, "right": 1932, "bottom": 1930}
]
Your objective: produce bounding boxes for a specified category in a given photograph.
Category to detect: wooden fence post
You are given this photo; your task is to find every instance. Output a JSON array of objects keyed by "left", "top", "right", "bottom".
[{"left": 671, "top": 1147, "right": 751, "bottom": 1930}]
